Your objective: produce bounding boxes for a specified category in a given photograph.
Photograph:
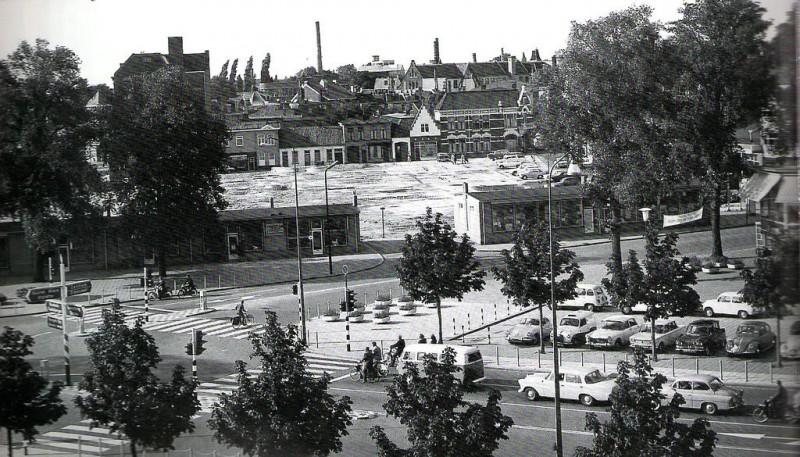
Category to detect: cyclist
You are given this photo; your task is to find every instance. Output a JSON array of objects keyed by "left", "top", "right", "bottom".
[
  {"left": 371, "top": 342, "right": 382, "bottom": 378},
  {"left": 389, "top": 335, "right": 405, "bottom": 367},
  {"left": 360, "top": 347, "right": 374, "bottom": 383},
  {"left": 769, "top": 380, "right": 788, "bottom": 419},
  {"left": 234, "top": 299, "right": 248, "bottom": 326}
]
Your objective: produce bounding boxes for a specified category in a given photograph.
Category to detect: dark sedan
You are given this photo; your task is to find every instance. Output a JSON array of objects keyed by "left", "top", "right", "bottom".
[
  {"left": 676, "top": 320, "right": 726, "bottom": 355},
  {"left": 725, "top": 321, "right": 776, "bottom": 356}
]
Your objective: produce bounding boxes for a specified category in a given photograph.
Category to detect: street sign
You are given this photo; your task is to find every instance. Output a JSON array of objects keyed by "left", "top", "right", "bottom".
[
  {"left": 67, "top": 304, "right": 83, "bottom": 318},
  {"left": 66, "top": 280, "right": 92, "bottom": 296},
  {"left": 27, "top": 286, "right": 61, "bottom": 304},
  {"left": 46, "top": 299, "right": 63, "bottom": 313},
  {"left": 47, "top": 315, "right": 63, "bottom": 330}
]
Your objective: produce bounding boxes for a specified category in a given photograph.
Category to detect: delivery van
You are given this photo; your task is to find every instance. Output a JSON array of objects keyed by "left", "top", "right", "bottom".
[{"left": 398, "top": 344, "right": 485, "bottom": 385}]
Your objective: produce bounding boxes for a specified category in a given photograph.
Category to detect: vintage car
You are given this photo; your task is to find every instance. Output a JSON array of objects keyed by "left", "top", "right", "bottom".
[
  {"left": 702, "top": 291, "right": 764, "bottom": 319},
  {"left": 555, "top": 311, "right": 598, "bottom": 347},
  {"left": 630, "top": 319, "right": 687, "bottom": 352},
  {"left": 518, "top": 367, "right": 617, "bottom": 406},
  {"left": 675, "top": 319, "right": 726, "bottom": 355},
  {"left": 586, "top": 315, "right": 641, "bottom": 349},
  {"left": 507, "top": 316, "right": 552, "bottom": 345},
  {"left": 725, "top": 321, "right": 776, "bottom": 356},
  {"left": 559, "top": 284, "right": 609, "bottom": 312},
  {"left": 662, "top": 374, "right": 744, "bottom": 415},
  {"left": 781, "top": 319, "right": 800, "bottom": 360}
]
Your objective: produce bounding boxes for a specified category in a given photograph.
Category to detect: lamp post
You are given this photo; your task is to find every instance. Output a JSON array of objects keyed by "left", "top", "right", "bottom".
[
  {"left": 639, "top": 207, "right": 658, "bottom": 362},
  {"left": 380, "top": 207, "right": 386, "bottom": 238},
  {"left": 294, "top": 164, "right": 307, "bottom": 344},
  {"left": 547, "top": 152, "right": 568, "bottom": 457},
  {"left": 324, "top": 160, "right": 340, "bottom": 275}
]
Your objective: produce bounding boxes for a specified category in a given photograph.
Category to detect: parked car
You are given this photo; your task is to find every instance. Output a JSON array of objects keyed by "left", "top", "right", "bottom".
[
  {"left": 620, "top": 302, "right": 648, "bottom": 315},
  {"left": 507, "top": 316, "right": 553, "bottom": 345},
  {"left": 781, "top": 318, "right": 800, "bottom": 360},
  {"left": 587, "top": 315, "right": 641, "bottom": 349},
  {"left": 552, "top": 175, "right": 581, "bottom": 187},
  {"left": 675, "top": 319, "right": 726, "bottom": 355},
  {"left": 437, "top": 153, "right": 451, "bottom": 162},
  {"left": 512, "top": 162, "right": 545, "bottom": 176},
  {"left": 725, "top": 321, "right": 776, "bottom": 356},
  {"left": 518, "top": 168, "right": 549, "bottom": 180},
  {"left": 487, "top": 149, "right": 511, "bottom": 160},
  {"left": 496, "top": 156, "right": 526, "bottom": 169},
  {"left": 662, "top": 374, "right": 743, "bottom": 415},
  {"left": 630, "top": 319, "right": 687, "bottom": 352},
  {"left": 554, "top": 311, "right": 598, "bottom": 347},
  {"left": 559, "top": 284, "right": 608, "bottom": 312},
  {"left": 702, "top": 291, "right": 764, "bottom": 319},
  {"left": 518, "top": 367, "right": 617, "bottom": 406}
]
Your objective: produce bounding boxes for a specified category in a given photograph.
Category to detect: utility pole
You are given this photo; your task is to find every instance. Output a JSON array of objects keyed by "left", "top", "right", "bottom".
[
  {"left": 294, "top": 164, "right": 307, "bottom": 343},
  {"left": 60, "top": 254, "right": 71, "bottom": 386}
]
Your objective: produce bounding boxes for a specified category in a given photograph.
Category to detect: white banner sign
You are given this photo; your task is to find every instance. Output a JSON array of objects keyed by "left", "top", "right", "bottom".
[{"left": 663, "top": 208, "right": 703, "bottom": 228}]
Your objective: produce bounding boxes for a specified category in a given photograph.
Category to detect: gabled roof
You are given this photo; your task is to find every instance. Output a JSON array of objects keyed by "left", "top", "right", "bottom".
[
  {"left": 380, "top": 114, "right": 415, "bottom": 136},
  {"left": 436, "top": 89, "right": 520, "bottom": 111},
  {"left": 415, "top": 63, "right": 464, "bottom": 79},
  {"left": 113, "top": 52, "right": 208, "bottom": 82},
  {"left": 249, "top": 104, "right": 302, "bottom": 119},
  {"left": 219, "top": 204, "right": 358, "bottom": 221},
  {"left": 280, "top": 126, "right": 344, "bottom": 148},
  {"left": 467, "top": 62, "right": 510, "bottom": 78},
  {"left": 303, "top": 78, "right": 356, "bottom": 101}
]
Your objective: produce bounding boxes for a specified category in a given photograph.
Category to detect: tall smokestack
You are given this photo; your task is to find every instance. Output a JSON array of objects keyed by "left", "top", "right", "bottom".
[
  {"left": 434, "top": 38, "right": 440, "bottom": 64},
  {"left": 472, "top": 52, "right": 477, "bottom": 63},
  {"left": 316, "top": 21, "right": 323, "bottom": 73}
]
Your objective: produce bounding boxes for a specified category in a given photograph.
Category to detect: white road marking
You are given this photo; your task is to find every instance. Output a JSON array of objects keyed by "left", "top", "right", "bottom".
[
  {"left": 718, "top": 433, "right": 766, "bottom": 439},
  {"left": 32, "top": 331, "right": 53, "bottom": 338},
  {"left": 513, "top": 424, "right": 593, "bottom": 436}
]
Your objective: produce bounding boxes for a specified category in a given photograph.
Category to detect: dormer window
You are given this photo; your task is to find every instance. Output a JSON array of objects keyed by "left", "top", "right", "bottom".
[{"left": 235, "top": 136, "right": 244, "bottom": 147}]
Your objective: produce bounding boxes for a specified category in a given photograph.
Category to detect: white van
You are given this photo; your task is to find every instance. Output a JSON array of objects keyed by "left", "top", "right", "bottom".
[
  {"left": 399, "top": 344, "right": 485, "bottom": 385},
  {"left": 559, "top": 284, "right": 608, "bottom": 312}
]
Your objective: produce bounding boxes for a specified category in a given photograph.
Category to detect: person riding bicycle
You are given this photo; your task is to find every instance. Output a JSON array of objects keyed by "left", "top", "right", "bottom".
[
  {"left": 183, "top": 274, "right": 195, "bottom": 292},
  {"left": 389, "top": 335, "right": 405, "bottom": 367},
  {"left": 234, "top": 299, "right": 248, "bottom": 326},
  {"left": 360, "top": 347, "right": 374, "bottom": 383},
  {"left": 156, "top": 276, "right": 169, "bottom": 299},
  {"left": 769, "top": 380, "right": 788, "bottom": 419},
  {"left": 371, "top": 342, "right": 382, "bottom": 378}
]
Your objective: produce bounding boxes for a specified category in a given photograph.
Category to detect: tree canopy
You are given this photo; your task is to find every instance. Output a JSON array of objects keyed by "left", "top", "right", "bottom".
[
  {"left": 104, "top": 66, "right": 229, "bottom": 276},
  {"left": 396, "top": 208, "right": 486, "bottom": 342},
  {"left": 209, "top": 311, "right": 352, "bottom": 456},
  {"left": 75, "top": 302, "right": 199, "bottom": 457},
  {"left": 0, "top": 39, "right": 103, "bottom": 280},
  {"left": 370, "top": 347, "right": 513, "bottom": 457},
  {"left": 0, "top": 327, "right": 67, "bottom": 457}
]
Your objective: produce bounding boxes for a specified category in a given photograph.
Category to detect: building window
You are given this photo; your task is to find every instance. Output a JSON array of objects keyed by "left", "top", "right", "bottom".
[
  {"left": 304, "top": 150, "right": 311, "bottom": 165},
  {"left": 269, "top": 151, "right": 276, "bottom": 161},
  {"left": 504, "top": 114, "right": 517, "bottom": 128},
  {"left": 0, "top": 236, "right": 9, "bottom": 268},
  {"left": 421, "top": 123, "right": 429, "bottom": 133},
  {"left": 292, "top": 151, "right": 298, "bottom": 165},
  {"left": 235, "top": 136, "right": 244, "bottom": 146},
  {"left": 313, "top": 150, "right": 321, "bottom": 164},
  {"left": 327, "top": 216, "right": 349, "bottom": 246},
  {"left": 257, "top": 134, "right": 266, "bottom": 145},
  {"left": 560, "top": 200, "right": 582, "bottom": 227},
  {"left": 492, "top": 204, "right": 515, "bottom": 232}
]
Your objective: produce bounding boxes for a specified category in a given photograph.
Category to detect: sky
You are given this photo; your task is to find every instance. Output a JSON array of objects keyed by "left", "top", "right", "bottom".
[{"left": 0, "top": 0, "right": 794, "bottom": 86}]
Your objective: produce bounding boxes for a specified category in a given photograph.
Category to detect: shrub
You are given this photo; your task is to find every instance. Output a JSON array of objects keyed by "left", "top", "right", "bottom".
[{"left": 323, "top": 308, "right": 340, "bottom": 317}]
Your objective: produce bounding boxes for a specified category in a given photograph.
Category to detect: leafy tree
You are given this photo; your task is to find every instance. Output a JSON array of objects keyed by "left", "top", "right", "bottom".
[
  {"left": 296, "top": 66, "right": 318, "bottom": 79},
  {"left": 0, "top": 327, "right": 67, "bottom": 457},
  {"left": 575, "top": 349, "right": 716, "bottom": 457},
  {"left": 334, "top": 64, "right": 358, "bottom": 85},
  {"left": 0, "top": 39, "right": 103, "bottom": 281},
  {"left": 75, "top": 302, "right": 199, "bottom": 457},
  {"left": 228, "top": 58, "right": 238, "bottom": 88},
  {"left": 741, "top": 237, "right": 799, "bottom": 367},
  {"left": 601, "top": 249, "right": 645, "bottom": 316},
  {"left": 370, "top": 347, "right": 513, "bottom": 457},
  {"left": 766, "top": 5, "right": 797, "bottom": 155},
  {"left": 492, "top": 218, "right": 584, "bottom": 350},
  {"left": 397, "top": 208, "right": 486, "bottom": 343},
  {"left": 354, "top": 71, "right": 378, "bottom": 90},
  {"left": 244, "top": 56, "right": 254, "bottom": 92},
  {"left": 670, "top": 0, "right": 772, "bottom": 260},
  {"left": 105, "top": 66, "right": 228, "bottom": 277},
  {"left": 209, "top": 311, "right": 352, "bottom": 456},
  {"left": 260, "top": 53, "right": 272, "bottom": 84}
]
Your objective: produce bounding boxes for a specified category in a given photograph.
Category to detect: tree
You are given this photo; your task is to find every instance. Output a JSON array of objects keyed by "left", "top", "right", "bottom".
[
  {"left": 354, "top": 71, "right": 378, "bottom": 90},
  {"left": 766, "top": 5, "right": 797, "bottom": 155},
  {"left": 260, "top": 53, "right": 272, "bottom": 84},
  {"left": 397, "top": 208, "right": 486, "bottom": 343},
  {"left": 492, "top": 218, "right": 584, "bottom": 351},
  {"left": 370, "top": 347, "right": 513, "bottom": 457},
  {"left": 670, "top": 0, "right": 772, "bottom": 260},
  {"left": 0, "top": 39, "right": 103, "bottom": 281},
  {"left": 228, "top": 58, "right": 238, "bottom": 88},
  {"left": 236, "top": 74, "right": 244, "bottom": 93},
  {"left": 105, "top": 66, "right": 228, "bottom": 277},
  {"left": 0, "top": 327, "right": 66, "bottom": 457},
  {"left": 209, "top": 311, "right": 352, "bottom": 456},
  {"left": 244, "top": 56, "right": 254, "bottom": 92},
  {"left": 741, "top": 237, "right": 798, "bottom": 367},
  {"left": 601, "top": 249, "right": 645, "bottom": 316},
  {"left": 75, "top": 302, "right": 199, "bottom": 457},
  {"left": 296, "top": 66, "right": 318, "bottom": 79},
  {"left": 575, "top": 349, "right": 716, "bottom": 457},
  {"left": 334, "top": 64, "right": 358, "bottom": 85}
]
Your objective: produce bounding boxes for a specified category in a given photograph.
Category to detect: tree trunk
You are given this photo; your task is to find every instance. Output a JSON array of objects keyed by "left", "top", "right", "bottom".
[
  {"left": 436, "top": 297, "right": 443, "bottom": 344},
  {"left": 651, "top": 316, "right": 658, "bottom": 362},
  {"left": 539, "top": 302, "right": 546, "bottom": 354},
  {"left": 776, "top": 310, "right": 783, "bottom": 368},
  {"left": 157, "top": 244, "right": 167, "bottom": 278},
  {"left": 710, "top": 184, "right": 724, "bottom": 259},
  {"left": 33, "top": 250, "right": 46, "bottom": 283},
  {"left": 7, "top": 427, "right": 13, "bottom": 457},
  {"left": 130, "top": 440, "right": 137, "bottom": 457},
  {"left": 609, "top": 204, "right": 622, "bottom": 273}
]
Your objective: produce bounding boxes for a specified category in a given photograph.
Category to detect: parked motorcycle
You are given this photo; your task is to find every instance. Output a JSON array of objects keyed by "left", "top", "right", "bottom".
[
  {"left": 146, "top": 282, "right": 172, "bottom": 301},
  {"left": 752, "top": 399, "right": 800, "bottom": 423}
]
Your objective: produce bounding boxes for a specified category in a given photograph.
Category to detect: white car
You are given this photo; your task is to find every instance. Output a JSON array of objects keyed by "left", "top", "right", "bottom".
[
  {"left": 662, "top": 374, "right": 744, "bottom": 415},
  {"left": 496, "top": 156, "right": 526, "bottom": 169},
  {"left": 702, "top": 292, "right": 764, "bottom": 319},
  {"left": 559, "top": 284, "right": 608, "bottom": 312},
  {"left": 630, "top": 319, "right": 687, "bottom": 352},
  {"left": 518, "top": 367, "right": 617, "bottom": 406},
  {"left": 587, "top": 315, "right": 641, "bottom": 349},
  {"left": 555, "top": 311, "right": 598, "bottom": 347},
  {"left": 780, "top": 319, "right": 800, "bottom": 360},
  {"left": 506, "top": 317, "right": 552, "bottom": 345}
]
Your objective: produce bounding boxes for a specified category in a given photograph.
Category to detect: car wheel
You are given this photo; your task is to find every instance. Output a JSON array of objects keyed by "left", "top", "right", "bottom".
[
  {"left": 575, "top": 334, "right": 585, "bottom": 347},
  {"left": 580, "top": 394, "right": 596, "bottom": 407},
  {"left": 521, "top": 175, "right": 528, "bottom": 180},
  {"left": 499, "top": 165, "right": 505, "bottom": 169},
  {"left": 532, "top": 334, "right": 540, "bottom": 346},
  {"left": 585, "top": 304, "right": 595, "bottom": 312},
  {"left": 524, "top": 388, "right": 539, "bottom": 401},
  {"left": 614, "top": 339, "right": 623, "bottom": 349},
  {"left": 738, "top": 310, "right": 749, "bottom": 319},
  {"left": 622, "top": 305, "right": 632, "bottom": 315},
  {"left": 704, "top": 307, "right": 715, "bottom": 317},
  {"left": 657, "top": 342, "right": 666, "bottom": 353},
  {"left": 702, "top": 402, "right": 718, "bottom": 415}
]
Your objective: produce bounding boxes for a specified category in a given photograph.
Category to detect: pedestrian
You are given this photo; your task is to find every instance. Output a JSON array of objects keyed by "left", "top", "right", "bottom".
[
  {"left": 389, "top": 335, "right": 405, "bottom": 366},
  {"left": 430, "top": 334, "right": 437, "bottom": 344},
  {"left": 361, "top": 347, "right": 374, "bottom": 383},
  {"left": 418, "top": 334, "right": 427, "bottom": 344},
  {"left": 371, "top": 341, "right": 382, "bottom": 364}
]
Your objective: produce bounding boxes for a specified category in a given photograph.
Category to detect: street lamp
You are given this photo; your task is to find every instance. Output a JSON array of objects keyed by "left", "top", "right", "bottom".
[
  {"left": 639, "top": 207, "right": 657, "bottom": 362},
  {"left": 324, "top": 160, "right": 340, "bottom": 275},
  {"left": 547, "top": 152, "right": 569, "bottom": 457},
  {"left": 294, "top": 164, "right": 307, "bottom": 344},
  {"left": 380, "top": 207, "right": 386, "bottom": 238}
]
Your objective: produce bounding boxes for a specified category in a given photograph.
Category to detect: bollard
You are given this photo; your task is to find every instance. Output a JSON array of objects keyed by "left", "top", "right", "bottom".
[
  {"left": 488, "top": 327, "right": 491, "bottom": 345},
  {"left": 517, "top": 348, "right": 520, "bottom": 367},
  {"left": 200, "top": 290, "right": 207, "bottom": 311},
  {"left": 695, "top": 359, "right": 699, "bottom": 374},
  {"left": 468, "top": 313, "right": 471, "bottom": 331},
  {"left": 315, "top": 332, "right": 319, "bottom": 349},
  {"left": 580, "top": 352, "right": 584, "bottom": 367},
  {"left": 78, "top": 436, "right": 82, "bottom": 456},
  {"left": 346, "top": 314, "right": 351, "bottom": 352},
  {"left": 671, "top": 357, "right": 675, "bottom": 377},
  {"left": 602, "top": 353, "right": 606, "bottom": 373},
  {"left": 218, "top": 275, "right": 221, "bottom": 288},
  {"left": 481, "top": 308, "right": 484, "bottom": 327},
  {"left": 462, "top": 326, "right": 465, "bottom": 343},
  {"left": 453, "top": 318, "right": 456, "bottom": 336},
  {"left": 494, "top": 303, "right": 497, "bottom": 321},
  {"left": 719, "top": 359, "right": 723, "bottom": 380},
  {"left": 745, "top": 360, "right": 748, "bottom": 382},
  {"left": 496, "top": 346, "right": 499, "bottom": 365}
]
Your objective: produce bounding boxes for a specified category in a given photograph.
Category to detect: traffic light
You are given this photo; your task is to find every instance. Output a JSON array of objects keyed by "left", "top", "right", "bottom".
[
  {"left": 346, "top": 289, "right": 356, "bottom": 312},
  {"left": 185, "top": 342, "right": 193, "bottom": 356},
  {"left": 292, "top": 283, "right": 298, "bottom": 295},
  {"left": 195, "top": 330, "right": 207, "bottom": 355}
]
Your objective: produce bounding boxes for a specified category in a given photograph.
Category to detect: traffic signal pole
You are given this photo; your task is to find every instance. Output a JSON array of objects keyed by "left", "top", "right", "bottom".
[
  {"left": 294, "top": 164, "right": 307, "bottom": 344},
  {"left": 60, "top": 255, "right": 71, "bottom": 387},
  {"left": 192, "top": 328, "right": 197, "bottom": 380}
]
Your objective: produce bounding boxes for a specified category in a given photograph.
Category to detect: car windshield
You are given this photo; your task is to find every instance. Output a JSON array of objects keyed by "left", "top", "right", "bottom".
[
  {"left": 708, "top": 377, "right": 724, "bottom": 392},
  {"left": 640, "top": 324, "right": 666, "bottom": 334},
  {"left": 521, "top": 318, "right": 540, "bottom": 326},
  {"left": 561, "top": 318, "right": 580, "bottom": 327},
  {"left": 687, "top": 325, "right": 710, "bottom": 335},
  {"left": 737, "top": 325, "right": 759, "bottom": 334},
  {"left": 791, "top": 321, "right": 800, "bottom": 335},
  {"left": 602, "top": 321, "right": 624, "bottom": 331},
  {"left": 584, "top": 370, "right": 605, "bottom": 384}
]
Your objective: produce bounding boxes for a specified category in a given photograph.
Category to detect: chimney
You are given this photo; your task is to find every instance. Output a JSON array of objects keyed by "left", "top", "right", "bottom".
[
  {"left": 352, "top": 189, "right": 358, "bottom": 207},
  {"left": 472, "top": 53, "right": 477, "bottom": 63},
  {"left": 508, "top": 56, "right": 516, "bottom": 75},
  {"left": 501, "top": 48, "right": 505, "bottom": 60},
  {"left": 315, "top": 21, "right": 323, "bottom": 73},
  {"left": 168, "top": 36, "right": 183, "bottom": 66},
  {"left": 551, "top": 55, "right": 558, "bottom": 67},
  {"left": 433, "top": 38, "right": 440, "bottom": 64},
  {"left": 373, "top": 55, "right": 380, "bottom": 62},
  {"left": 270, "top": 197, "right": 274, "bottom": 208},
  {"left": 463, "top": 182, "right": 469, "bottom": 194},
  {"left": 532, "top": 48, "right": 541, "bottom": 61}
]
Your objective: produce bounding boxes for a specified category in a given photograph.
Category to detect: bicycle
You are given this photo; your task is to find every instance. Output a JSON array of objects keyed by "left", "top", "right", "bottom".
[
  {"left": 349, "top": 359, "right": 389, "bottom": 382},
  {"left": 230, "top": 313, "right": 254, "bottom": 329}
]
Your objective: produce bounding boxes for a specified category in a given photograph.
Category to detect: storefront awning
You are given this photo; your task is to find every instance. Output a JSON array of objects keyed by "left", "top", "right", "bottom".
[
  {"left": 740, "top": 173, "right": 781, "bottom": 202},
  {"left": 775, "top": 176, "right": 799, "bottom": 204}
]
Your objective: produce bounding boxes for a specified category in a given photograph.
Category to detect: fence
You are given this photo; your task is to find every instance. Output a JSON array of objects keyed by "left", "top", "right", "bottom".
[{"left": 20, "top": 443, "right": 240, "bottom": 457}]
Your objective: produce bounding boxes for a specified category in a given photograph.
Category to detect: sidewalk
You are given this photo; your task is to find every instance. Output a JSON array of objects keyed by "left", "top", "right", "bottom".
[{"left": 0, "top": 244, "right": 387, "bottom": 318}]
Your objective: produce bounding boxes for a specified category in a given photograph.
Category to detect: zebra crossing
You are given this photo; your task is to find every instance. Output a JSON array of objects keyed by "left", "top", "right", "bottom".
[
  {"left": 22, "top": 419, "right": 128, "bottom": 456},
  {"left": 196, "top": 354, "right": 356, "bottom": 412}
]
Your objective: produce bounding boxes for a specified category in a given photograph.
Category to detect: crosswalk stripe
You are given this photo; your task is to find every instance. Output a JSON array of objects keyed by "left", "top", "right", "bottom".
[
  {"left": 171, "top": 320, "right": 216, "bottom": 333},
  {"left": 144, "top": 318, "right": 205, "bottom": 332},
  {"left": 43, "top": 431, "right": 126, "bottom": 446},
  {"left": 33, "top": 438, "right": 110, "bottom": 454}
]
